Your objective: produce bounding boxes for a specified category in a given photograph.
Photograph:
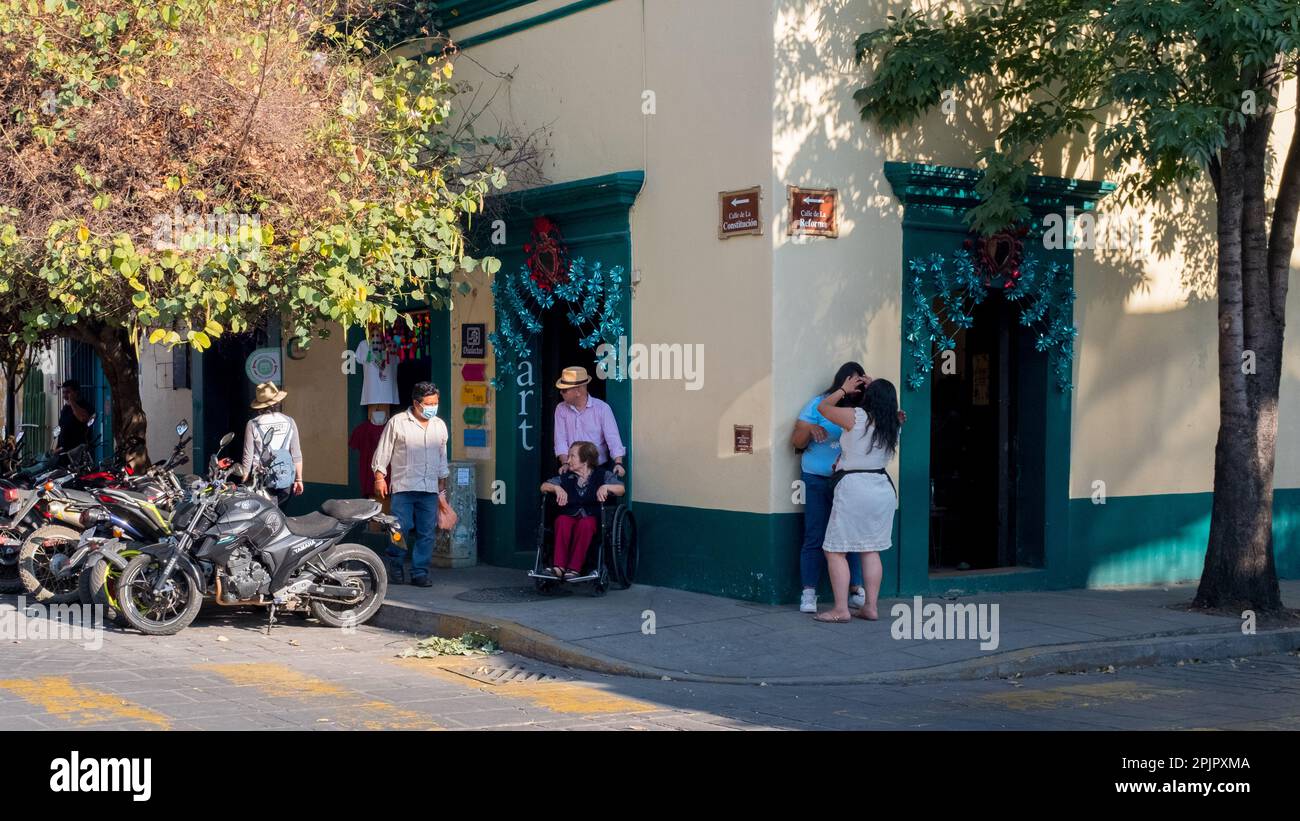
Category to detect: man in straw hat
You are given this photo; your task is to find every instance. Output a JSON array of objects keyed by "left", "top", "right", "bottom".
[
  {"left": 553, "top": 366, "right": 626, "bottom": 478},
  {"left": 241, "top": 381, "right": 304, "bottom": 507}
]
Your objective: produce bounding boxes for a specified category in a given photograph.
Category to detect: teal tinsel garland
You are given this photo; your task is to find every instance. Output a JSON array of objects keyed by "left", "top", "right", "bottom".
[
  {"left": 488, "top": 258, "right": 626, "bottom": 390},
  {"left": 904, "top": 250, "right": 1075, "bottom": 391}
]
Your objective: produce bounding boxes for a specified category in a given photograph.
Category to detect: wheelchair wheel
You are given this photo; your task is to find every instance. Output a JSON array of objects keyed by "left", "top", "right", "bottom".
[{"left": 610, "top": 507, "right": 638, "bottom": 589}]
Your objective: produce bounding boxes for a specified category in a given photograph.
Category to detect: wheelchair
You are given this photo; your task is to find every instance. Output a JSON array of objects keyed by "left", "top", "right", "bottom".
[{"left": 528, "top": 492, "right": 637, "bottom": 596}]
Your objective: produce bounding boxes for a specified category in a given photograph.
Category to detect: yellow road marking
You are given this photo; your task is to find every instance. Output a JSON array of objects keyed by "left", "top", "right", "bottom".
[
  {"left": 197, "top": 663, "right": 441, "bottom": 730},
  {"left": 0, "top": 676, "right": 171, "bottom": 729},
  {"left": 979, "top": 681, "right": 1192, "bottom": 711},
  {"left": 394, "top": 657, "right": 659, "bottom": 715}
]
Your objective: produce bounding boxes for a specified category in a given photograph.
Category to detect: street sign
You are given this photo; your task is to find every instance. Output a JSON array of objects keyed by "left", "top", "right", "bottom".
[
  {"left": 787, "top": 186, "right": 838, "bottom": 237},
  {"left": 719, "top": 186, "right": 763, "bottom": 239}
]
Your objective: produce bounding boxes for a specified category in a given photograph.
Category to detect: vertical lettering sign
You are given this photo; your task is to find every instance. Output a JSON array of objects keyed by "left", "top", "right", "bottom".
[
  {"left": 718, "top": 186, "right": 763, "bottom": 239},
  {"left": 787, "top": 186, "right": 838, "bottom": 237}
]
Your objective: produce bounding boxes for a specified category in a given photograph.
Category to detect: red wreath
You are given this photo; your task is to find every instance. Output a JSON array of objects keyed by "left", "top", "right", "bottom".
[
  {"left": 964, "top": 224, "right": 1030, "bottom": 290},
  {"left": 523, "top": 216, "right": 570, "bottom": 291}
]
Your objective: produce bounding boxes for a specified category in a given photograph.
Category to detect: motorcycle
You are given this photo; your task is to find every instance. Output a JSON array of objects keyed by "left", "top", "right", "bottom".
[{"left": 115, "top": 430, "right": 400, "bottom": 636}]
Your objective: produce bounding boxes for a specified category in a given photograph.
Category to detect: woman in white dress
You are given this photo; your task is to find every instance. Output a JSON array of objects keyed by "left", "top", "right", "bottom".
[{"left": 813, "top": 373, "right": 900, "bottom": 622}]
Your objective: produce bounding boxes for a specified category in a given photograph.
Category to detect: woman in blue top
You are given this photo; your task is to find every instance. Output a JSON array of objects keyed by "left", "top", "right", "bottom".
[{"left": 790, "top": 362, "right": 868, "bottom": 613}]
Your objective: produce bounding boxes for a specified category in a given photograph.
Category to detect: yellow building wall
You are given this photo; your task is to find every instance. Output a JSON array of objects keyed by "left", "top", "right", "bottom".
[{"left": 453, "top": 0, "right": 1299, "bottom": 514}]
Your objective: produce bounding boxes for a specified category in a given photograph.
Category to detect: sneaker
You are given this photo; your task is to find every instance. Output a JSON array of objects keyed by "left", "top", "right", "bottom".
[
  {"left": 411, "top": 574, "right": 432, "bottom": 588},
  {"left": 849, "top": 588, "right": 867, "bottom": 609},
  {"left": 799, "top": 589, "right": 817, "bottom": 613}
]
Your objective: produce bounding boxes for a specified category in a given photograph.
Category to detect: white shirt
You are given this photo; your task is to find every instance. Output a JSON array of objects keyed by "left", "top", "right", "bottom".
[
  {"left": 371, "top": 408, "right": 450, "bottom": 494},
  {"left": 356, "top": 340, "right": 400, "bottom": 406},
  {"left": 835, "top": 408, "right": 895, "bottom": 471}
]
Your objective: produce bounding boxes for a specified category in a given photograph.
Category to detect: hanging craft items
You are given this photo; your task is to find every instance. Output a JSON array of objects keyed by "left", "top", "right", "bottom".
[
  {"left": 523, "top": 217, "right": 570, "bottom": 292},
  {"left": 488, "top": 257, "right": 626, "bottom": 390},
  {"left": 904, "top": 242, "right": 1076, "bottom": 392},
  {"left": 365, "top": 311, "right": 432, "bottom": 370}
]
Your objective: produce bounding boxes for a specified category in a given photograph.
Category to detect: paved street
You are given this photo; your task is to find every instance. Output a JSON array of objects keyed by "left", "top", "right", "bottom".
[{"left": 2, "top": 605, "right": 1299, "bottom": 730}]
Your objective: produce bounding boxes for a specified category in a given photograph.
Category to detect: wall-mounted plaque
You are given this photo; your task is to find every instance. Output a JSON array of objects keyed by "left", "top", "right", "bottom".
[
  {"left": 787, "top": 186, "right": 838, "bottom": 237},
  {"left": 719, "top": 186, "right": 763, "bottom": 239},
  {"left": 734, "top": 425, "right": 754, "bottom": 454}
]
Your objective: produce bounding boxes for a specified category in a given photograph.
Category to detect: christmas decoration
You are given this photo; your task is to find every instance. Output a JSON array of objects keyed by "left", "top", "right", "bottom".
[
  {"left": 904, "top": 247, "right": 1076, "bottom": 392},
  {"left": 488, "top": 257, "right": 626, "bottom": 389},
  {"left": 523, "top": 217, "right": 570, "bottom": 291}
]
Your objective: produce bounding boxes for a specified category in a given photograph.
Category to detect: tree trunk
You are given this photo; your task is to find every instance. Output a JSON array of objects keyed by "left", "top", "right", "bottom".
[
  {"left": 71, "top": 321, "right": 150, "bottom": 469},
  {"left": 1194, "top": 101, "right": 1292, "bottom": 612}
]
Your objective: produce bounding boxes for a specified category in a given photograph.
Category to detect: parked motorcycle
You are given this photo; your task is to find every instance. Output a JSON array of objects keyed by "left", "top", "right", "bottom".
[{"left": 115, "top": 430, "right": 399, "bottom": 635}]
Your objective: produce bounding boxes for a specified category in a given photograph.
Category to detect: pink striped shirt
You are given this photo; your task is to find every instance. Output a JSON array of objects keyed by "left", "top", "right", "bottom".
[{"left": 553, "top": 396, "right": 626, "bottom": 465}]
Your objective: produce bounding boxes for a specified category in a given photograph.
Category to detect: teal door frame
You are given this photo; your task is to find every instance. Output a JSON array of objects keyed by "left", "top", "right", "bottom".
[
  {"left": 479, "top": 171, "right": 644, "bottom": 567},
  {"left": 884, "top": 162, "right": 1112, "bottom": 595}
]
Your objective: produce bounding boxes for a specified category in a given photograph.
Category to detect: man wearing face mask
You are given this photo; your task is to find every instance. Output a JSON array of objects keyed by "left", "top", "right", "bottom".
[{"left": 371, "top": 382, "right": 449, "bottom": 587}]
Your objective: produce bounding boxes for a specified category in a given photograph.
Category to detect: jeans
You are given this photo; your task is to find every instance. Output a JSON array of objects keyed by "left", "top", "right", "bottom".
[
  {"left": 389, "top": 491, "right": 438, "bottom": 580},
  {"left": 801, "top": 472, "right": 863, "bottom": 590}
]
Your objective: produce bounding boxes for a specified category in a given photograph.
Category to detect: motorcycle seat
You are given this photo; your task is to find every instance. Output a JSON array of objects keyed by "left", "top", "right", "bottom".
[
  {"left": 283, "top": 512, "right": 346, "bottom": 539},
  {"left": 321, "top": 499, "right": 381, "bottom": 522}
]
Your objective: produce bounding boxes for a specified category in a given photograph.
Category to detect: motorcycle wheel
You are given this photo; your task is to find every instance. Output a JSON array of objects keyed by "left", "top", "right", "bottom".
[
  {"left": 307, "top": 544, "right": 387, "bottom": 629},
  {"left": 117, "top": 553, "right": 202, "bottom": 636},
  {"left": 17, "top": 525, "right": 82, "bottom": 604},
  {"left": 78, "top": 555, "right": 133, "bottom": 627}
]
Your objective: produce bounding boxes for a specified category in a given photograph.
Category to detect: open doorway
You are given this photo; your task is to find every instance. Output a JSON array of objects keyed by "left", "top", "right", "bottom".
[
  {"left": 928, "top": 296, "right": 1045, "bottom": 573},
  {"left": 537, "top": 305, "right": 607, "bottom": 482}
]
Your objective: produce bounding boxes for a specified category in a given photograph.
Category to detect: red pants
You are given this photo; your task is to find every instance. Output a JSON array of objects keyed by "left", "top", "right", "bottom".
[{"left": 553, "top": 514, "right": 598, "bottom": 571}]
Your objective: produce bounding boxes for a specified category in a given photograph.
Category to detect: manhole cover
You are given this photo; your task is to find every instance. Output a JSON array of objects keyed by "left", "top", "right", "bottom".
[
  {"left": 454, "top": 585, "right": 571, "bottom": 603},
  {"left": 458, "top": 663, "right": 567, "bottom": 685}
]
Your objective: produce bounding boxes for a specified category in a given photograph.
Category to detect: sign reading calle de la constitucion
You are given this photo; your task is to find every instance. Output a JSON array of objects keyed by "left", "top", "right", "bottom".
[
  {"left": 718, "top": 186, "right": 763, "bottom": 239},
  {"left": 787, "top": 186, "right": 838, "bottom": 237}
]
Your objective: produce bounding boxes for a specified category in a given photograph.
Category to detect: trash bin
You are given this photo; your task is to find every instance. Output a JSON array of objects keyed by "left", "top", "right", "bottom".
[{"left": 434, "top": 460, "right": 477, "bottom": 568}]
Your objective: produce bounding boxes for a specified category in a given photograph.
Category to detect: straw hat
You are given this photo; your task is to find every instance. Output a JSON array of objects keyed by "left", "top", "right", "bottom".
[
  {"left": 250, "top": 381, "right": 288, "bottom": 409},
  {"left": 555, "top": 366, "right": 592, "bottom": 390}
]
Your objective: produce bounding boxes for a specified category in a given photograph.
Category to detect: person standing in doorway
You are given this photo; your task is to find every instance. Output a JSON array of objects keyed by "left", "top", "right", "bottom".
[
  {"left": 56, "top": 379, "right": 94, "bottom": 452},
  {"left": 241, "top": 382, "right": 304, "bottom": 508},
  {"left": 790, "top": 363, "right": 868, "bottom": 613},
  {"left": 372, "top": 381, "right": 449, "bottom": 588},
  {"left": 553, "top": 366, "right": 626, "bottom": 478}
]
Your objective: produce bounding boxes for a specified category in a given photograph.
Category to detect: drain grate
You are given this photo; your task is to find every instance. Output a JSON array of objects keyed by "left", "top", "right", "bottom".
[
  {"left": 454, "top": 585, "right": 571, "bottom": 603},
  {"left": 458, "top": 663, "right": 568, "bottom": 685}
]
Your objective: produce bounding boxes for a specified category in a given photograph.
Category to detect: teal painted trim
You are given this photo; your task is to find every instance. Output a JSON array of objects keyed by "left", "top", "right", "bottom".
[
  {"left": 883, "top": 161, "right": 1115, "bottom": 214},
  {"left": 1068, "top": 488, "right": 1300, "bottom": 587},
  {"left": 437, "top": 1, "right": 537, "bottom": 29},
  {"left": 190, "top": 348, "right": 206, "bottom": 468},
  {"left": 456, "top": 0, "right": 616, "bottom": 49},
  {"left": 480, "top": 171, "right": 643, "bottom": 569}
]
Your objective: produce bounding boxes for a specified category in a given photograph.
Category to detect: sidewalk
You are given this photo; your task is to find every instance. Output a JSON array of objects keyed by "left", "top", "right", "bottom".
[{"left": 373, "top": 567, "right": 1300, "bottom": 684}]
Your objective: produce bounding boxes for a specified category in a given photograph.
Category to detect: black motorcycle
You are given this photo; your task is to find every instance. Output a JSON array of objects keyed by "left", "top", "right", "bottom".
[{"left": 115, "top": 431, "right": 400, "bottom": 636}]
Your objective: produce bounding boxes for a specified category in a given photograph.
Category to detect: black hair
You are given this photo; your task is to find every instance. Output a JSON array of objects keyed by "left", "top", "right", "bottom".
[
  {"left": 854, "top": 378, "right": 899, "bottom": 454},
  {"left": 411, "top": 381, "right": 439, "bottom": 404},
  {"left": 823, "top": 361, "right": 866, "bottom": 406}
]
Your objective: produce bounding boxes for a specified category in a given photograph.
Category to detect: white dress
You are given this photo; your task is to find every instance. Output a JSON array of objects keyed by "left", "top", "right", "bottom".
[
  {"left": 356, "top": 340, "right": 400, "bottom": 406},
  {"left": 822, "top": 408, "right": 897, "bottom": 553}
]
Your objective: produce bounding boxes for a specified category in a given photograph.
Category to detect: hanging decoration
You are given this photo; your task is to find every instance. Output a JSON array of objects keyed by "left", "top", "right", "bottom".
[
  {"left": 904, "top": 241, "right": 1076, "bottom": 392},
  {"left": 488, "top": 257, "right": 626, "bottom": 390},
  {"left": 365, "top": 310, "right": 432, "bottom": 375},
  {"left": 523, "top": 216, "right": 570, "bottom": 292}
]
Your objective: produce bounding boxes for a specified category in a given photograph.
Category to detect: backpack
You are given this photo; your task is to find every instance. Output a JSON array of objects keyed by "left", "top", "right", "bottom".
[{"left": 254, "top": 417, "right": 295, "bottom": 490}]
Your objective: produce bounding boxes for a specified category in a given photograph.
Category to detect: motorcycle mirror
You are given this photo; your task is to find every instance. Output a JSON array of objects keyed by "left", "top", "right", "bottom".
[
  {"left": 87, "top": 415, "right": 97, "bottom": 427},
  {"left": 13, "top": 430, "right": 23, "bottom": 444},
  {"left": 176, "top": 420, "right": 189, "bottom": 437},
  {"left": 219, "top": 432, "right": 235, "bottom": 448}
]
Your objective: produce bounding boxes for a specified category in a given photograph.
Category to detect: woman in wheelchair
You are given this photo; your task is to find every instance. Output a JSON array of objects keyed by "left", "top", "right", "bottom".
[{"left": 540, "top": 441, "right": 625, "bottom": 580}]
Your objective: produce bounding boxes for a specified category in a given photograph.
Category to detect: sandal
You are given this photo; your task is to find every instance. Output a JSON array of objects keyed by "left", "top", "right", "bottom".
[
  {"left": 563, "top": 570, "right": 579, "bottom": 581},
  {"left": 813, "top": 612, "right": 852, "bottom": 623}
]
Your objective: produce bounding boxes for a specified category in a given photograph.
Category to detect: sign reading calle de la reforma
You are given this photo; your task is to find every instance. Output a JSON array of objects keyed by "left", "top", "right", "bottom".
[
  {"left": 718, "top": 186, "right": 763, "bottom": 239},
  {"left": 787, "top": 186, "right": 838, "bottom": 237}
]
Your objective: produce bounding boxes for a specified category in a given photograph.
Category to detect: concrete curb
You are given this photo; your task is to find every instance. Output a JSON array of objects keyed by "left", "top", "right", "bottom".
[{"left": 371, "top": 600, "right": 1300, "bottom": 686}]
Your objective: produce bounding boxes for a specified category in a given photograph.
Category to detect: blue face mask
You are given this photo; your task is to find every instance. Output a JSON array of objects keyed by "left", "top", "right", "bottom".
[{"left": 421, "top": 404, "right": 438, "bottom": 420}]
